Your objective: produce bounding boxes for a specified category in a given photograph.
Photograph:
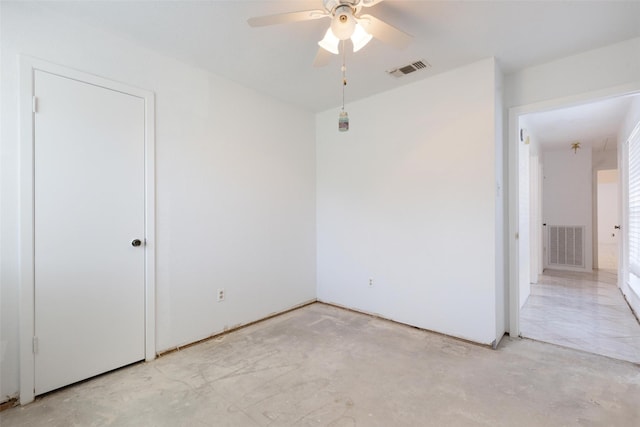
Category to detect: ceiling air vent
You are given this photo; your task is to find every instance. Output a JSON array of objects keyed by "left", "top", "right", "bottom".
[{"left": 387, "top": 60, "right": 431, "bottom": 78}]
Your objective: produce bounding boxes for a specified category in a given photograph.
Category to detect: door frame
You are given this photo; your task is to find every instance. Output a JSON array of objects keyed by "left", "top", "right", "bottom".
[
  {"left": 19, "top": 57, "right": 156, "bottom": 404},
  {"left": 508, "top": 82, "right": 640, "bottom": 338}
]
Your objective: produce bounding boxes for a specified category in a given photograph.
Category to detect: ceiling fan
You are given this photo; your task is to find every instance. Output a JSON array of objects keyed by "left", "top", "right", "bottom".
[{"left": 248, "top": 0, "right": 412, "bottom": 67}]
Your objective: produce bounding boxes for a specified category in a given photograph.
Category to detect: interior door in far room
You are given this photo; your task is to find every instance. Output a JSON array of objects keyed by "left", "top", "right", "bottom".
[
  {"left": 34, "top": 70, "right": 146, "bottom": 395},
  {"left": 596, "top": 169, "right": 619, "bottom": 270}
]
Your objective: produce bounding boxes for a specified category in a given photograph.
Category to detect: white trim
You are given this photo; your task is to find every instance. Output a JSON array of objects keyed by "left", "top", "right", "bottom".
[
  {"left": 144, "top": 84, "right": 156, "bottom": 363},
  {"left": 627, "top": 121, "right": 640, "bottom": 277},
  {"left": 508, "top": 108, "right": 520, "bottom": 337},
  {"left": 19, "top": 57, "right": 156, "bottom": 404},
  {"left": 620, "top": 134, "right": 628, "bottom": 294},
  {"left": 508, "top": 82, "right": 640, "bottom": 338},
  {"left": 627, "top": 120, "right": 640, "bottom": 144},
  {"left": 19, "top": 56, "right": 36, "bottom": 406}
]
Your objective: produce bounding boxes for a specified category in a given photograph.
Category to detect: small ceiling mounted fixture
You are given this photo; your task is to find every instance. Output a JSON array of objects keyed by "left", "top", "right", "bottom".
[
  {"left": 248, "top": 0, "right": 412, "bottom": 67},
  {"left": 571, "top": 141, "right": 581, "bottom": 154}
]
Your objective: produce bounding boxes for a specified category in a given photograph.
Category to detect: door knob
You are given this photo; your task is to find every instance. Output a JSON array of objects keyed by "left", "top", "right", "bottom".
[
  {"left": 614, "top": 225, "right": 621, "bottom": 230},
  {"left": 131, "top": 239, "right": 142, "bottom": 247}
]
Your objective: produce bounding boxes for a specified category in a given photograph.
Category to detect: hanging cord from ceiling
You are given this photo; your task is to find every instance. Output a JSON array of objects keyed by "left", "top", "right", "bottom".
[
  {"left": 339, "top": 40, "right": 349, "bottom": 132},
  {"left": 342, "top": 40, "right": 347, "bottom": 111}
]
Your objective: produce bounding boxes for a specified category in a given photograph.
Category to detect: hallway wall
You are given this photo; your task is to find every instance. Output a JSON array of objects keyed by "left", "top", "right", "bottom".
[{"left": 542, "top": 147, "right": 593, "bottom": 271}]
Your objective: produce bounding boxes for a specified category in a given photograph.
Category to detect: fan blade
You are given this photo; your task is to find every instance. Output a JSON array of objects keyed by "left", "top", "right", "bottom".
[
  {"left": 313, "top": 47, "right": 334, "bottom": 67},
  {"left": 248, "top": 10, "right": 328, "bottom": 27},
  {"left": 361, "top": 0, "right": 385, "bottom": 7},
  {"left": 358, "top": 14, "right": 412, "bottom": 49}
]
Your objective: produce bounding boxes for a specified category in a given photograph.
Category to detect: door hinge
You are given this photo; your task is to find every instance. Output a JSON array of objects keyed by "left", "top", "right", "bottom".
[
  {"left": 33, "top": 336, "right": 39, "bottom": 354},
  {"left": 32, "top": 96, "right": 38, "bottom": 113}
]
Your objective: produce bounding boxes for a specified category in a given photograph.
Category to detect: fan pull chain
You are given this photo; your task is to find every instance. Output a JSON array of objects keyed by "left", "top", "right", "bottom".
[
  {"left": 341, "top": 40, "right": 347, "bottom": 111},
  {"left": 338, "top": 40, "right": 349, "bottom": 132}
]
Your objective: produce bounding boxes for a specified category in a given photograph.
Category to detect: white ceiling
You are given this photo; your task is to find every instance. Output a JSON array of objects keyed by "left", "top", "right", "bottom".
[
  {"left": 522, "top": 95, "right": 638, "bottom": 152},
  {"left": 34, "top": 0, "right": 640, "bottom": 112}
]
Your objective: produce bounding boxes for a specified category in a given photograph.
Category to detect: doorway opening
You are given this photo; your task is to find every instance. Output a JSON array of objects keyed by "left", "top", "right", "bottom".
[
  {"left": 597, "top": 169, "right": 619, "bottom": 271},
  {"left": 510, "top": 91, "right": 640, "bottom": 364}
]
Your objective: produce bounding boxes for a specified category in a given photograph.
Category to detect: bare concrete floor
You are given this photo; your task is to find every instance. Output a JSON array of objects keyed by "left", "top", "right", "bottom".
[{"left": 2, "top": 303, "right": 640, "bottom": 426}]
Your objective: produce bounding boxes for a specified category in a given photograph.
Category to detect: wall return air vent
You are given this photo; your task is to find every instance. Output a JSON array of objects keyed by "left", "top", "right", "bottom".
[
  {"left": 548, "top": 225, "right": 585, "bottom": 268},
  {"left": 387, "top": 60, "right": 431, "bottom": 78}
]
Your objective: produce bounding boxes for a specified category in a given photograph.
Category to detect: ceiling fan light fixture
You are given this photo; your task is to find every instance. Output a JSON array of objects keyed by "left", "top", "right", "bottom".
[
  {"left": 248, "top": 0, "right": 415, "bottom": 67},
  {"left": 351, "top": 23, "right": 373, "bottom": 52},
  {"left": 331, "top": 6, "right": 356, "bottom": 40},
  {"left": 318, "top": 28, "right": 340, "bottom": 54}
]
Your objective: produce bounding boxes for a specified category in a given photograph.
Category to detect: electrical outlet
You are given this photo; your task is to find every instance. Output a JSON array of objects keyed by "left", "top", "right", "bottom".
[
  {"left": 217, "top": 288, "right": 225, "bottom": 302},
  {"left": 369, "top": 278, "right": 374, "bottom": 287}
]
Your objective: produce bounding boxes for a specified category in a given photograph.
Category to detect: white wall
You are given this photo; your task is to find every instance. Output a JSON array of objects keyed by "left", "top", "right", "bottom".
[
  {"left": 542, "top": 147, "right": 593, "bottom": 271},
  {"left": 494, "top": 65, "right": 506, "bottom": 344},
  {"left": 514, "top": 124, "right": 543, "bottom": 307},
  {"left": 1, "top": 3, "right": 316, "bottom": 401},
  {"left": 515, "top": 120, "right": 546, "bottom": 307},
  {"left": 316, "top": 58, "right": 501, "bottom": 345},
  {"left": 593, "top": 150, "right": 618, "bottom": 171},
  {"left": 518, "top": 137, "right": 531, "bottom": 305},
  {"left": 530, "top": 152, "right": 543, "bottom": 282},
  {"left": 528, "top": 132, "right": 544, "bottom": 284},
  {"left": 505, "top": 37, "right": 640, "bottom": 108}
]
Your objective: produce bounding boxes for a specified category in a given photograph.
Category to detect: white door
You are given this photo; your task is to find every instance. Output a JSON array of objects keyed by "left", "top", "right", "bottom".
[
  {"left": 34, "top": 70, "right": 146, "bottom": 395},
  {"left": 597, "top": 169, "right": 619, "bottom": 270}
]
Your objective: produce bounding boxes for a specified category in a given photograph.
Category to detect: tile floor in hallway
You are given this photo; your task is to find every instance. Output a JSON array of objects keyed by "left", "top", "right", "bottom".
[
  {"left": 520, "top": 268, "right": 640, "bottom": 364},
  {"left": 2, "top": 303, "right": 640, "bottom": 426}
]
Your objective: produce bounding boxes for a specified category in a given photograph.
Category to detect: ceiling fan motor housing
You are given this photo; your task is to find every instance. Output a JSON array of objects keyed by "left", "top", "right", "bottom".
[
  {"left": 324, "top": 0, "right": 363, "bottom": 15},
  {"left": 331, "top": 6, "right": 357, "bottom": 40}
]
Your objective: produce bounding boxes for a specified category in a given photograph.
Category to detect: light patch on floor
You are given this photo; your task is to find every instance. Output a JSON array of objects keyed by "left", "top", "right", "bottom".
[{"left": 521, "top": 269, "right": 640, "bottom": 363}]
